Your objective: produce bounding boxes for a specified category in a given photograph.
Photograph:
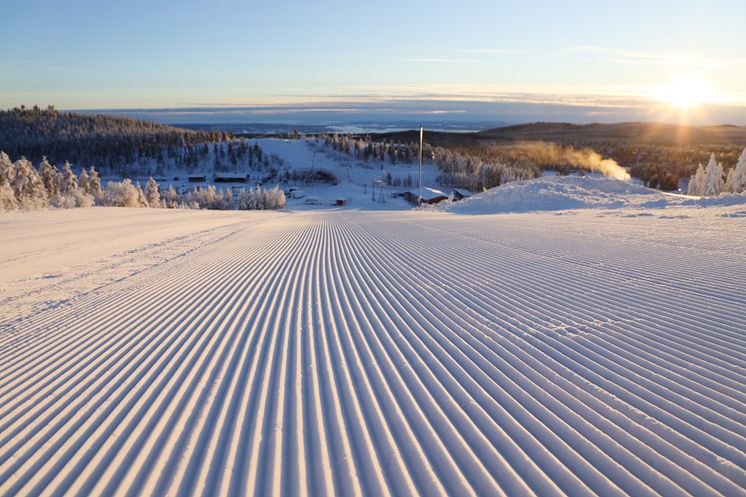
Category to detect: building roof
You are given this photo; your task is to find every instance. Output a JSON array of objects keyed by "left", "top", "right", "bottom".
[
  {"left": 451, "top": 188, "right": 474, "bottom": 197},
  {"left": 417, "top": 187, "right": 447, "bottom": 201},
  {"left": 214, "top": 173, "right": 248, "bottom": 179}
]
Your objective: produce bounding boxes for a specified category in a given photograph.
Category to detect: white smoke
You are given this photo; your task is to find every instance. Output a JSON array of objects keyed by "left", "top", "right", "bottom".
[{"left": 509, "top": 142, "right": 631, "bottom": 180}]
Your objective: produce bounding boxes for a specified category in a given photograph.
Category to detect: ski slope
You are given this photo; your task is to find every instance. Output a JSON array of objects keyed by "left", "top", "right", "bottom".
[{"left": 1, "top": 207, "right": 745, "bottom": 497}]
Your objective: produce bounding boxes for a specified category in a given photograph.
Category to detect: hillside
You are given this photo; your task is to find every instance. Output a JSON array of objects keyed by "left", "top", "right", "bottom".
[
  {"left": 476, "top": 122, "right": 746, "bottom": 146},
  {"left": 376, "top": 122, "right": 746, "bottom": 147},
  {"left": 376, "top": 122, "right": 746, "bottom": 191},
  {"left": 0, "top": 106, "right": 228, "bottom": 169}
]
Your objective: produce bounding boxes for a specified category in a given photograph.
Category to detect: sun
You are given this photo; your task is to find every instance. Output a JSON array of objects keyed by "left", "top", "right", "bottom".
[{"left": 656, "top": 75, "right": 718, "bottom": 110}]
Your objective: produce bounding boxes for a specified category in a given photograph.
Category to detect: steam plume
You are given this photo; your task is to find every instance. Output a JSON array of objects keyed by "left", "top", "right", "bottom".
[{"left": 506, "top": 142, "right": 631, "bottom": 180}]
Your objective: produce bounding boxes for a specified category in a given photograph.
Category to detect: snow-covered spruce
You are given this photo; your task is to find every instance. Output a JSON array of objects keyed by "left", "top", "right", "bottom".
[
  {"left": 0, "top": 152, "right": 96, "bottom": 211},
  {"left": 689, "top": 147, "right": 746, "bottom": 197},
  {"left": 237, "top": 185, "right": 286, "bottom": 210},
  {"left": 725, "top": 147, "right": 746, "bottom": 194},
  {"left": 0, "top": 153, "right": 285, "bottom": 212}
]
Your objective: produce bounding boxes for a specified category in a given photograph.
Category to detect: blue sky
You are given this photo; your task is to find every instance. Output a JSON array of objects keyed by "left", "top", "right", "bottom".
[{"left": 2, "top": 0, "right": 746, "bottom": 123}]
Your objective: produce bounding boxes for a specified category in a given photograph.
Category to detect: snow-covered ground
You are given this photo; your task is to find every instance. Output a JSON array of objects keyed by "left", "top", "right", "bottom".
[
  {"left": 111, "top": 138, "right": 439, "bottom": 210},
  {"left": 1, "top": 205, "right": 745, "bottom": 497},
  {"left": 258, "top": 139, "right": 436, "bottom": 210},
  {"left": 441, "top": 176, "right": 746, "bottom": 214}
]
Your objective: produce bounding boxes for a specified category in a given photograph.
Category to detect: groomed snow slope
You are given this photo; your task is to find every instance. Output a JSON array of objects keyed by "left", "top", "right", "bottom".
[{"left": 1, "top": 207, "right": 745, "bottom": 497}]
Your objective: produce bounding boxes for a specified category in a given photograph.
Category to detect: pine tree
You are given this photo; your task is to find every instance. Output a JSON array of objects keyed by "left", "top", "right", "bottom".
[
  {"left": 136, "top": 183, "right": 148, "bottom": 207},
  {"left": 247, "top": 186, "right": 257, "bottom": 210},
  {"left": 166, "top": 185, "right": 177, "bottom": 208},
  {"left": 687, "top": 163, "right": 706, "bottom": 195},
  {"left": 255, "top": 185, "right": 264, "bottom": 209},
  {"left": 60, "top": 161, "right": 79, "bottom": 195},
  {"left": 11, "top": 157, "right": 47, "bottom": 209},
  {"left": 0, "top": 153, "right": 18, "bottom": 212},
  {"left": 725, "top": 146, "right": 746, "bottom": 194},
  {"left": 0, "top": 182, "right": 17, "bottom": 212},
  {"left": 38, "top": 157, "right": 60, "bottom": 197},
  {"left": 701, "top": 153, "right": 724, "bottom": 197},
  {"left": 0, "top": 152, "right": 14, "bottom": 186},
  {"left": 88, "top": 166, "right": 103, "bottom": 199},
  {"left": 145, "top": 177, "right": 160, "bottom": 207},
  {"left": 79, "top": 168, "right": 91, "bottom": 195}
]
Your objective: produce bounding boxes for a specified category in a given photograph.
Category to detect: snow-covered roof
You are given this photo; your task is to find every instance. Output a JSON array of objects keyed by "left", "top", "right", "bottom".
[
  {"left": 214, "top": 173, "right": 248, "bottom": 179},
  {"left": 451, "top": 188, "right": 474, "bottom": 197},
  {"left": 415, "top": 187, "right": 447, "bottom": 201}
]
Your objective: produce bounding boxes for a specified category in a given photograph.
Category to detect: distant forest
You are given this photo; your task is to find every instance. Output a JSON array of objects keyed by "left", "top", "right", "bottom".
[
  {"left": 0, "top": 106, "right": 229, "bottom": 172},
  {"left": 378, "top": 122, "right": 746, "bottom": 191}
]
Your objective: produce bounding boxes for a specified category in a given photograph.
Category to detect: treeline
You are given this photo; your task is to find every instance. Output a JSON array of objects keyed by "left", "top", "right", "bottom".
[
  {"left": 322, "top": 133, "right": 419, "bottom": 164},
  {"left": 376, "top": 124, "right": 746, "bottom": 191},
  {"left": 320, "top": 133, "right": 538, "bottom": 190},
  {"left": 430, "top": 146, "right": 539, "bottom": 190},
  {"left": 1, "top": 152, "right": 99, "bottom": 211},
  {"left": 687, "top": 148, "right": 746, "bottom": 196},
  {"left": 0, "top": 152, "right": 285, "bottom": 212},
  {"left": 106, "top": 179, "right": 286, "bottom": 210},
  {"left": 0, "top": 106, "right": 229, "bottom": 172}
]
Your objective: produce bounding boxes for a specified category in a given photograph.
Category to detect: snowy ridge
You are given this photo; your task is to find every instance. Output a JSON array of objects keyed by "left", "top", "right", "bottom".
[
  {"left": 441, "top": 176, "right": 746, "bottom": 214},
  {"left": 0, "top": 208, "right": 745, "bottom": 496}
]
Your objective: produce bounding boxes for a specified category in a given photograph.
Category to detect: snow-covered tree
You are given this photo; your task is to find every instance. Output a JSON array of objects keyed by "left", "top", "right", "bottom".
[
  {"left": 59, "top": 161, "right": 79, "bottom": 195},
  {"left": 105, "top": 179, "right": 139, "bottom": 207},
  {"left": 0, "top": 182, "right": 17, "bottom": 212},
  {"left": 248, "top": 186, "right": 258, "bottom": 209},
  {"left": 255, "top": 185, "right": 265, "bottom": 209},
  {"left": 11, "top": 158, "right": 47, "bottom": 209},
  {"left": 38, "top": 157, "right": 60, "bottom": 198},
  {"left": 0, "top": 152, "right": 15, "bottom": 191},
  {"left": 185, "top": 185, "right": 216, "bottom": 209},
  {"left": 186, "top": 184, "right": 235, "bottom": 209},
  {"left": 78, "top": 168, "right": 91, "bottom": 195},
  {"left": 165, "top": 185, "right": 177, "bottom": 208},
  {"left": 0, "top": 107, "right": 226, "bottom": 172},
  {"left": 274, "top": 186, "right": 286, "bottom": 209},
  {"left": 701, "top": 153, "right": 724, "bottom": 197},
  {"left": 52, "top": 161, "right": 93, "bottom": 208},
  {"left": 0, "top": 152, "right": 14, "bottom": 186},
  {"left": 687, "top": 163, "right": 705, "bottom": 195},
  {"left": 88, "top": 166, "right": 103, "bottom": 200},
  {"left": 222, "top": 188, "right": 233, "bottom": 210},
  {"left": 238, "top": 188, "right": 251, "bottom": 210},
  {"left": 136, "top": 182, "right": 148, "bottom": 207},
  {"left": 237, "top": 185, "right": 285, "bottom": 210},
  {"left": 145, "top": 177, "right": 160, "bottom": 207},
  {"left": 264, "top": 186, "right": 286, "bottom": 209},
  {"left": 725, "top": 146, "right": 746, "bottom": 194}
]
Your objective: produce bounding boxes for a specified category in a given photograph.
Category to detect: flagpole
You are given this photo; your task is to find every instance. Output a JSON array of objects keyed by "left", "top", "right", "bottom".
[{"left": 418, "top": 125, "right": 423, "bottom": 205}]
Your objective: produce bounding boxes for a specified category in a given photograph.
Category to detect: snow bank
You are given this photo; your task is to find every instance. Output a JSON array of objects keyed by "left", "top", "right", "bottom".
[
  {"left": 441, "top": 176, "right": 659, "bottom": 214},
  {"left": 442, "top": 176, "right": 746, "bottom": 214}
]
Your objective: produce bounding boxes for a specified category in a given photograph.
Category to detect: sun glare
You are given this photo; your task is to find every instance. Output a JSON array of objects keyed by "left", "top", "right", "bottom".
[{"left": 656, "top": 75, "right": 718, "bottom": 110}]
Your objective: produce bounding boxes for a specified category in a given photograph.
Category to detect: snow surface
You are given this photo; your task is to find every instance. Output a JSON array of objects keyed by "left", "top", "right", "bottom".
[
  {"left": 442, "top": 176, "right": 746, "bottom": 214},
  {"left": 1, "top": 206, "right": 746, "bottom": 496},
  {"left": 115, "top": 138, "right": 441, "bottom": 211}
]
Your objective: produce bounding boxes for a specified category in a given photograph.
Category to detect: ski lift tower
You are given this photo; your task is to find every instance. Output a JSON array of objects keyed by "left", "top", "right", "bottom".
[{"left": 373, "top": 178, "right": 386, "bottom": 204}]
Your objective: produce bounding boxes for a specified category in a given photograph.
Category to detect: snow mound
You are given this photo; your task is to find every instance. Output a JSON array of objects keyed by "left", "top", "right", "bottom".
[
  {"left": 442, "top": 176, "right": 662, "bottom": 214},
  {"left": 678, "top": 192, "right": 746, "bottom": 208}
]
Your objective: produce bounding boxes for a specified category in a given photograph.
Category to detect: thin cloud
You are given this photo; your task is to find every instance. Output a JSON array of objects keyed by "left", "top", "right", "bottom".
[
  {"left": 395, "top": 57, "right": 483, "bottom": 64},
  {"left": 566, "top": 46, "right": 746, "bottom": 68},
  {"left": 450, "top": 48, "right": 525, "bottom": 55}
]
